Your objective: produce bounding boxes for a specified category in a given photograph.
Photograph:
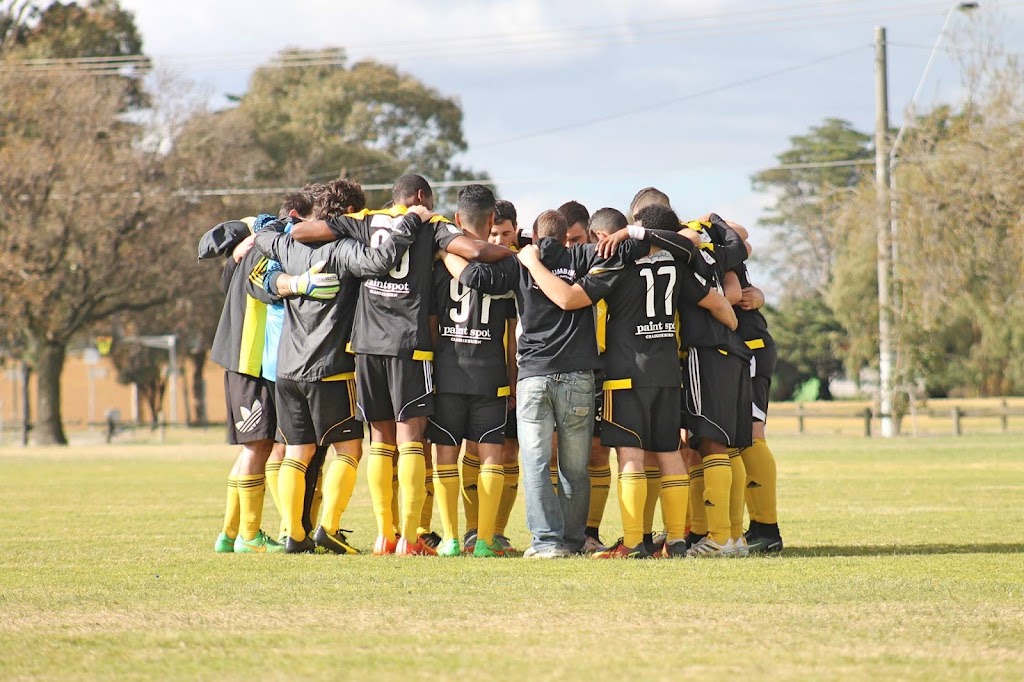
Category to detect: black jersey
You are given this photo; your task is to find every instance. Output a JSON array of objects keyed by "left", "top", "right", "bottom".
[
  {"left": 677, "top": 249, "right": 752, "bottom": 359},
  {"left": 252, "top": 213, "right": 419, "bottom": 382},
  {"left": 431, "top": 263, "right": 516, "bottom": 397},
  {"left": 733, "top": 262, "right": 772, "bottom": 344},
  {"left": 328, "top": 206, "right": 464, "bottom": 360},
  {"left": 603, "top": 249, "right": 684, "bottom": 388},
  {"left": 461, "top": 238, "right": 651, "bottom": 380}
]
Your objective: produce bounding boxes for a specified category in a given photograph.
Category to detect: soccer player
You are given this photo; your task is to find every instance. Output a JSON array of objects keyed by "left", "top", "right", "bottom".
[
  {"left": 427, "top": 185, "right": 517, "bottom": 557},
  {"left": 288, "top": 174, "right": 513, "bottom": 556},
  {"left": 199, "top": 192, "right": 331, "bottom": 554},
  {"left": 447, "top": 210, "right": 661, "bottom": 557},
  {"left": 254, "top": 193, "right": 428, "bottom": 553}
]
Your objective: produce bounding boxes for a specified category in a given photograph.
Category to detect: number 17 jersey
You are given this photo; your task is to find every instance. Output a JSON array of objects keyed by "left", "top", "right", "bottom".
[{"left": 431, "top": 263, "right": 516, "bottom": 398}]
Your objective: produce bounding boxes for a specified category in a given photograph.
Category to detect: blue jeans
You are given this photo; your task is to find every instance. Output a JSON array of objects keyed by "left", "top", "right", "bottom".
[{"left": 516, "top": 371, "right": 595, "bottom": 553}]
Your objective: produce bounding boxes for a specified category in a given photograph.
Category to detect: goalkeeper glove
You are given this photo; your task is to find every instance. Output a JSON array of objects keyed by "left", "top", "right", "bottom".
[{"left": 290, "top": 260, "right": 339, "bottom": 300}]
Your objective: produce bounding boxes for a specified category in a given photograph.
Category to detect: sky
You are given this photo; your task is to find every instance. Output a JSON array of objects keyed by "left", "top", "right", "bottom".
[{"left": 120, "top": 0, "right": 1023, "bottom": 290}]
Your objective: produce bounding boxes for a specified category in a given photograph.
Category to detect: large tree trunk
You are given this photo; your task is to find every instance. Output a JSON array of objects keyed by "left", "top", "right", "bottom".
[
  {"left": 189, "top": 349, "right": 207, "bottom": 426},
  {"left": 35, "top": 340, "right": 67, "bottom": 445}
]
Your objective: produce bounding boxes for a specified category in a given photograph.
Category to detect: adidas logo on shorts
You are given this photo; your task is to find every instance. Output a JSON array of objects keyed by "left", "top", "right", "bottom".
[{"left": 235, "top": 400, "right": 263, "bottom": 433}]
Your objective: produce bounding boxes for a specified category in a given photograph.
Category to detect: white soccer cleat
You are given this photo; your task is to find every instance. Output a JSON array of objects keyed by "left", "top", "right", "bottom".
[{"left": 686, "top": 535, "right": 729, "bottom": 558}]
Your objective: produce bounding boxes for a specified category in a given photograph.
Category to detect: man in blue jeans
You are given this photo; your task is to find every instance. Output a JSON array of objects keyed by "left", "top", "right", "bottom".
[{"left": 444, "top": 209, "right": 656, "bottom": 557}]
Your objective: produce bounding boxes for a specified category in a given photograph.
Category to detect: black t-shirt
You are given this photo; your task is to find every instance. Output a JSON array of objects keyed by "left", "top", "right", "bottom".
[
  {"left": 431, "top": 263, "right": 516, "bottom": 397},
  {"left": 328, "top": 206, "right": 463, "bottom": 359},
  {"left": 677, "top": 247, "right": 752, "bottom": 359},
  {"left": 603, "top": 249, "right": 684, "bottom": 388},
  {"left": 460, "top": 238, "right": 650, "bottom": 380}
]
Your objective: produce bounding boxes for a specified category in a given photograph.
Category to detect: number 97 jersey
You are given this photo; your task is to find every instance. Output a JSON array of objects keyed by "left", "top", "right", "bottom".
[{"left": 431, "top": 263, "right": 517, "bottom": 398}]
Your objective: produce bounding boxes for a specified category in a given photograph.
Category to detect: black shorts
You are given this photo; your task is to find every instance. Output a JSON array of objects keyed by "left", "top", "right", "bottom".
[
  {"left": 275, "top": 377, "right": 363, "bottom": 446},
  {"left": 224, "top": 371, "right": 277, "bottom": 445},
  {"left": 681, "top": 348, "right": 753, "bottom": 449},
  {"left": 601, "top": 386, "right": 681, "bottom": 453},
  {"left": 749, "top": 342, "right": 777, "bottom": 423},
  {"left": 355, "top": 354, "right": 434, "bottom": 423},
  {"left": 504, "top": 407, "right": 518, "bottom": 440},
  {"left": 427, "top": 393, "right": 507, "bottom": 446}
]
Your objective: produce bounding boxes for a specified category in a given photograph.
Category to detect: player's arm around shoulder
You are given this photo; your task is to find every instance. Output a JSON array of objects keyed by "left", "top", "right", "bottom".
[
  {"left": 335, "top": 207, "right": 429, "bottom": 278},
  {"left": 519, "top": 244, "right": 593, "bottom": 311}
]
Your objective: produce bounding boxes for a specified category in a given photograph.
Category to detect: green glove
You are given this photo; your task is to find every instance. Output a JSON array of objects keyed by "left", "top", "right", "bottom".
[{"left": 290, "top": 260, "right": 339, "bottom": 300}]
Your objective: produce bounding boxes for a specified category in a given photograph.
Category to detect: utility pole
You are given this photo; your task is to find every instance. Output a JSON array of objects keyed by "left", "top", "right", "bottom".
[{"left": 875, "top": 26, "right": 895, "bottom": 438}]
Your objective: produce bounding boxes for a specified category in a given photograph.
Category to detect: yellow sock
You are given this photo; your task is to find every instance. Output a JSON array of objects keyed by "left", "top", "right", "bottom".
[
  {"left": 433, "top": 464, "right": 460, "bottom": 541},
  {"left": 550, "top": 464, "right": 559, "bottom": 494},
  {"left": 391, "top": 469, "right": 400, "bottom": 537},
  {"left": 235, "top": 474, "right": 266, "bottom": 541},
  {"left": 419, "top": 462, "right": 434, "bottom": 536},
  {"left": 320, "top": 453, "right": 359, "bottom": 534},
  {"left": 279, "top": 458, "right": 308, "bottom": 542},
  {"left": 477, "top": 464, "right": 504, "bottom": 545},
  {"left": 618, "top": 471, "right": 647, "bottom": 548},
  {"left": 660, "top": 474, "right": 689, "bottom": 542},
  {"left": 729, "top": 449, "right": 747, "bottom": 539},
  {"left": 367, "top": 443, "right": 396, "bottom": 539},
  {"left": 264, "top": 459, "right": 283, "bottom": 521},
  {"left": 309, "top": 468, "right": 324, "bottom": 533},
  {"left": 494, "top": 463, "right": 519, "bottom": 536},
  {"left": 397, "top": 442, "right": 426, "bottom": 540},
  {"left": 688, "top": 463, "right": 707, "bottom": 535},
  {"left": 701, "top": 454, "right": 732, "bottom": 544},
  {"left": 740, "top": 438, "right": 778, "bottom": 524},
  {"left": 587, "top": 465, "right": 612, "bottom": 530},
  {"left": 643, "top": 466, "right": 660, "bottom": 535},
  {"left": 221, "top": 477, "right": 240, "bottom": 539},
  {"left": 460, "top": 452, "right": 480, "bottom": 531}
]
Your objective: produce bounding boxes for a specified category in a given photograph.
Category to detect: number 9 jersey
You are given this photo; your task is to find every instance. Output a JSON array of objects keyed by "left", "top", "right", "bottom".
[
  {"left": 431, "top": 263, "right": 517, "bottom": 398},
  {"left": 327, "top": 206, "right": 465, "bottom": 360}
]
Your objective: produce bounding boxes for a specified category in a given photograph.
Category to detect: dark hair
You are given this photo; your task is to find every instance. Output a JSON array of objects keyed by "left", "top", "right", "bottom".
[
  {"left": 456, "top": 184, "right": 496, "bottom": 229},
  {"left": 392, "top": 173, "right": 432, "bottom": 205},
  {"left": 535, "top": 209, "right": 568, "bottom": 242},
  {"left": 634, "top": 204, "right": 680, "bottom": 233},
  {"left": 557, "top": 200, "right": 590, "bottom": 230},
  {"left": 494, "top": 199, "right": 518, "bottom": 228},
  {"left": 588, "top": 207, "right": 628, "bottom": 235},
  {"left": 629, "top": 187, "right": 671, "bottom": 220},
  {"left": 279, "top": 190, "right": 316, "bottom": 219},
  {"left": 314, "top": 178, "right": 366, "bottom": 221}
]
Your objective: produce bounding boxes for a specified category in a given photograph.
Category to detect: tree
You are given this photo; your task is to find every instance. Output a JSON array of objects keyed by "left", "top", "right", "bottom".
[
  {"left": 763, "top": 296, "right": 844, "bottom": 401},
  {"left": 752, "top": 118, "right": 873, "bottom": 295},
  {"left": 0, "top": 70, "right": 182, "bottom": 444}
]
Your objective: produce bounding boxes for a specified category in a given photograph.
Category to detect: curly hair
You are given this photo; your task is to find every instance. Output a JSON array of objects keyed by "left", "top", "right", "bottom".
[{"left": 314, "top": 178, "right": 367, "bottom": 221}]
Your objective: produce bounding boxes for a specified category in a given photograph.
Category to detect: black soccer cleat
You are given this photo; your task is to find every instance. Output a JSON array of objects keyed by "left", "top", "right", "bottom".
[
  {"left": 285, "top": 535, "right": 316, "bottom": 554},
  {"left": 419, "top": 531, "right": 442, "bottom": 550},
  {"left": 312, "top": 526, "right": 360, "bottom": 555},
  {"left": 684, "top": 531, "right": 707, "bottom": 550},
  {"left": 744, "top": 521, "right": 784, "bottom": 554}
]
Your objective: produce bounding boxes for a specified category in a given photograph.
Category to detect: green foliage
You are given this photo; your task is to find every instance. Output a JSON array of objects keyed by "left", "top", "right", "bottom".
[
  {"left": 764, "top": 296, "right": 844, "bottom": 401},
  {"left": 751, "top": 118, "right": 873, "bottom": 295}
]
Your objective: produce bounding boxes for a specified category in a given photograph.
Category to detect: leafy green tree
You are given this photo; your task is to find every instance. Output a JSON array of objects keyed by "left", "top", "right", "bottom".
[
  {"left": 763, "top": 296, "right": 844, "bottom": 401},
  {"left": 752, "top": 118, "right": 872, "bottom": 296}
]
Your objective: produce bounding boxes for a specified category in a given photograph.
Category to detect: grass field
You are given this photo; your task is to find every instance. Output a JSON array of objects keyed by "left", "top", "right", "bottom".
[{"left": 2, "top": 435, "right": 1023, "bottom": 680}]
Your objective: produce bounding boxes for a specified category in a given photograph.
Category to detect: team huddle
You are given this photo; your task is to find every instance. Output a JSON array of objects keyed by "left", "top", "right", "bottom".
[{"left": 199, "top": 173, "right": 783, "bottom": 559}]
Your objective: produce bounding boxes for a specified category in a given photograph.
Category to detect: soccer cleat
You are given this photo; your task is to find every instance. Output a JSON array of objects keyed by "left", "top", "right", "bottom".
[
  {"left": 312, "top": 526, "right": 359, "bottom": 555},
  {"left": 372, "top": 535, "right": 398, "bottom": 556},
  {"left": 235, "top": 530, "right": 286, "bottom": 554},
  {"left": 437, "top": 538, "right": 461, "bottom": 557},
  {"left": 725, "top": 536, "right": 750, "bottom": 558},
  {"left": 684, "top": 531, "right": 707, "bottom": 550},
  {"left": 686, "top": 535, "right": 729, "bottom": 558},
  {"left": 661, "top": 539, "right": 688, "bottom": 558},
  {"left": 473, "top": 537, "right": 505, "bottom": 558},
  {"left": 494, "top": 534, "right": 521, "bottom": 556},
  {"left": 581, "top": 535, "right": 609, "bottom": 554},
  {"left": 284, "top": 535, "right": 316, "bottom": 554},
  {"left": 745, "top": 522, "right": 784, "bottom": 554},
  {"left": 651, "top": 531, "right": 667, "bottom": 555},
  {"left": 395, "top": 537, "right": 438, "bottom": 557},
  {"left": 593, "top": 538, "right": 652, "bottom": 559},
  {"left": 214, "top": 532, "right": 235, "bottom": 553},
  {"left": 462, "top": 529, "right": 478, "bottom": 555},
  {"left": 419, "top": 531, "right": 442, "bottom": 550}
]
